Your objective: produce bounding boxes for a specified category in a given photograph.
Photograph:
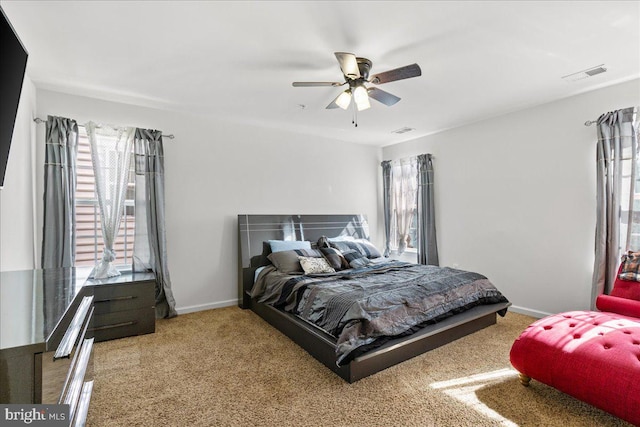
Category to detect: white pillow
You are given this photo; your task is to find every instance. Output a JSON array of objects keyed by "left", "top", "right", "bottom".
[{"left": 298, "top": 256, "right": 336, "bottom": 274}]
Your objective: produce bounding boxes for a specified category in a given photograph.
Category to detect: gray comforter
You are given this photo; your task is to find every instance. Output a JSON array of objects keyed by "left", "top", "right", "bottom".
[{"left": 251, "top": 261, "right": 509, "bottom": 365}]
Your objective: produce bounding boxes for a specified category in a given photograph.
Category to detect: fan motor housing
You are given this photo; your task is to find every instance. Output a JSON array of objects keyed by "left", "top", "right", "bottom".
[{"left": 356, "top": 57, "right": 372, "bottom": 80}]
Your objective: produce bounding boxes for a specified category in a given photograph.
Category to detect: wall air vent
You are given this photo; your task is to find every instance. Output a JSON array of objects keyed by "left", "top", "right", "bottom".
[
  {"left": 562, "top": 64, "right": 607, "bottom": 82},
  {"left": 392, "top": 127, "right": 415, "bottom": 134}
]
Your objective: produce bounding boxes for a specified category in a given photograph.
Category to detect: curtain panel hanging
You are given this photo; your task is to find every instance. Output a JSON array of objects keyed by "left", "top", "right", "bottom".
[
  {"left": 42, "top": 115, "right": 79, "bottom": 269},
  {"left": 417, "top": 154, "right": 439, "bottom": 266},
  {"left": 85, "top": 122, "right": 135, "bottom": 278},
  {"left": 381, "top": 160, "right": 392, "bottom": 257},
  {"left": 592, "top": 106, "right": 639, "bottom": 307},
  {"left": 133, "top": 128, "right": 177, "bottom": 319}
]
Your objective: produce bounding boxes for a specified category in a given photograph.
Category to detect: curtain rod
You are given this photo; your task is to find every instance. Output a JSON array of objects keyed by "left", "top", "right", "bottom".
[
  {"left": 33, "top": 117, "right": 175, "bottom": 139},
  {"left": 584, "top": 119, "right": 598, "bottom": 126}
]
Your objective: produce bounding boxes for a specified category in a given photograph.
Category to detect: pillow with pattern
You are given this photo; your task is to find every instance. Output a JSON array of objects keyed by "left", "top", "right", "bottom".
[
  {"left": 267, "top": 249, "right": 322, "bottom": 274},
  {"left": 352, "top": 239, "right": 383, "bottom": 259},
  {"left": 330, "top": 239, "right": 382, "bottom": 259},
  {"left": 619, "top": 251, "right": 640, "bottom": 281},
  {"left": 319, "top": 247, "right": 350, "bottom": 270},
  {"left": 341, "top": 249, "right": 371, "bottom": 269},
  {"left": 298, "top": 256, "right": 336, "bottom": 274}
]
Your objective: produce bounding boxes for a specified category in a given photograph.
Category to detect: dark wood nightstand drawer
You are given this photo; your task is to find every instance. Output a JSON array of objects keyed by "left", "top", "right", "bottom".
[
  {"left": 92, "top": 308, "right": 155, "bottom": 342},
  {"left": 84, "top": 272, "right": 156, "bottom": 342},
  {"left": 93, "top": 281, "right": 155, "bottom": 315}
]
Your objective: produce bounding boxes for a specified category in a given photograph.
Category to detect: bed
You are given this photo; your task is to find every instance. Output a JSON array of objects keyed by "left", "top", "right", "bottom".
[{"left": 238, "top": 214, "right": 510, "bottom": 382}]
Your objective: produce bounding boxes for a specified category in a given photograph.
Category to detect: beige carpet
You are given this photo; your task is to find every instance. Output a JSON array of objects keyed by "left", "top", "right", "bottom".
[{"left": 87, "top": 307, "right": 630, "bottom": 427}]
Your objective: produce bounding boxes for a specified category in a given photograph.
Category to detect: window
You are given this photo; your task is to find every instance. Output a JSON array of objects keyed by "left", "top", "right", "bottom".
[
  {"left": 391, "top": 203, "right": 418, "bottom": 251},
  {"left": 75, "top": 127, "right": 135, "bottom": 268},
  {"left": 389, "top": 158, "right": 418, "bottom": 253},
  {"left": 612, "top": 138, "right": 640, "bottom": 254},
  {"left": 624, "top": 155, "right": 640, "bottom": 251},
  {"left": 407, "top": 214, "right": 418, "bottom": 251}
]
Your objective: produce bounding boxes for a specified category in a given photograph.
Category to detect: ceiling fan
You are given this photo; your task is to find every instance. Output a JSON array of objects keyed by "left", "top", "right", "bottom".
[{"left": 292, "top": 52, "right": 421, "bottom": 124}]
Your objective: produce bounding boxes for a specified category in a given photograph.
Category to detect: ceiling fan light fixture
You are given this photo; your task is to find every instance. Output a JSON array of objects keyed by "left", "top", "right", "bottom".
[
  {"left": 292, "top": 53, "right": 422, "bottom": 122},
  {"left": 335, "top": 90, "right": 352, "bottom": 110},
  {"left": 356, "top": 97, "right": 371, "bottom": 111},
  {"left": 353, "top": 85, "right": 370, "bottom": 111}
]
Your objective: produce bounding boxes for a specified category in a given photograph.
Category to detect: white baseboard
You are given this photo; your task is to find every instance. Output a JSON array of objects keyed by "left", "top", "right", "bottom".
[
  {"left": 508, "top": 305, "right": 552, "bottom": 319},
  {"left": 176, "top": 299, "right": 238, "bottom": 314}
]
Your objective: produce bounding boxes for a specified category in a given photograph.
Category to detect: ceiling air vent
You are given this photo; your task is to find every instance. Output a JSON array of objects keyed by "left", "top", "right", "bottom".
[
  {"left": 392, "top": 127, "right": 415, "bottom": 134},
  {"left": 562, "top": 64, "right": 607, "bottom": 82}
]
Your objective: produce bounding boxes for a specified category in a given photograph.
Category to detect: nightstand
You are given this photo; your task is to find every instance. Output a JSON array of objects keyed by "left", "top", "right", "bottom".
[{"left": 84, "top": 272, "right": 156, "bottom": 342}]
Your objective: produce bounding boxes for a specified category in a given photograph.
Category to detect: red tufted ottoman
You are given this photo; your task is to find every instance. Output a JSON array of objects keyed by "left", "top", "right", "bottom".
[{"left": 510, "top": 310, "right": 640, "bottom": 425}]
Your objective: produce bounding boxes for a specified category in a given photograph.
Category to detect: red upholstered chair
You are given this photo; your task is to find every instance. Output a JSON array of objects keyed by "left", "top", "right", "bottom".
[
  {"left": 509, "top": 265, "right": 640, "bottom": 425},
  {"left": 596, "top": 267, "right": 640, "bottom": 317}
]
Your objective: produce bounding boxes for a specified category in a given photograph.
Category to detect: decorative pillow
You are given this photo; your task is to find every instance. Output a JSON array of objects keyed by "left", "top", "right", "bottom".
[
  {"left": 330, "top": 239, "right": 382, "bottom": 259},
  {"left": 298, "top": 256, "right": 336, "bottom": 274},
  {"left": 267, "top": 249, "right": 322, "bottom": 273},
  {"left": 317, "top": 236, "right": 330, "bottom": 249},
  {"left": 268, "top": 240, "right": 311, "bottom": 253},
  {"left": 619, "top": 251, "right": 640, "bottom": 281},
  {"left": 319, "top": 247, "right": 349, "bottom": 271},
  {"left": 341, "top": 249, "right": 371, "bottom": 269},
  {"left": 352, "top": 239, "right": 383, "bottom": 259}
]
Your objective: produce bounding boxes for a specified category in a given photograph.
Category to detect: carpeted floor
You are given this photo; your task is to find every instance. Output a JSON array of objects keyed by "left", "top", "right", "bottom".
[{"left": 86, "top": 307, "right": 630, "bottom": 426}]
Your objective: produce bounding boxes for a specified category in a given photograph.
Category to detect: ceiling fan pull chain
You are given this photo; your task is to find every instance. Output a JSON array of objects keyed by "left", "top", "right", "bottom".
[{"left": 353, "top": 102, "right": 358, "bottom": 127}]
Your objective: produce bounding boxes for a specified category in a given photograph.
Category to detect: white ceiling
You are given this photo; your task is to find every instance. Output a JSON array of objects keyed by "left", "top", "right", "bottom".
[{"left": 2, "top": 1, "right": 639, "bottom": 146}]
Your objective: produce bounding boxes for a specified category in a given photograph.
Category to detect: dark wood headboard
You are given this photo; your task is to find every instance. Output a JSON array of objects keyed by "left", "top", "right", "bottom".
[{"left": 237, "top": 214, "right": 370, "bottom": 308}]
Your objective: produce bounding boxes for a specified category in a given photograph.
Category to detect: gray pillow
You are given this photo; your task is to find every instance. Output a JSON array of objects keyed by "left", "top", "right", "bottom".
[
  {"left": 341, "top": 249, "right": 371, "bottom": 269},
  {"left": 267, "top": 249, "right": 322, "bottom": 273},
  {"left": 320, "top": 247, "right": 349, "bottom": 270},
  {"left": 352, "top": 239, "right": 383, "bottom": 259},
  {"left": 330, "top": 239, "right": 382, "bottom": 259}
]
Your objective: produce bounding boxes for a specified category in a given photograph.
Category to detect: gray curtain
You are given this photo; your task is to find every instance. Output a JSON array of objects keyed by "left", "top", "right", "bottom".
[
  {"left": 592, "top": 106, "right": 638, "bottom": 308},
  {"left": 42, "top": 116, "right": 78, "bottom": 269},
  {"left": 381, "top": 160, "right": 392, "bottom": 257},
  {"left": 133, "top": 128, "right": 177, "bottom": 318},
  {"left": 417, "top": 154, "right": 439, "bottom": 265}
]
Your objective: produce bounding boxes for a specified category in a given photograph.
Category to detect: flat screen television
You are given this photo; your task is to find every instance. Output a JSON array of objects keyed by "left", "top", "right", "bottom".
[{"left": 0, "top": 7, "right": 28, "bottom": 188}]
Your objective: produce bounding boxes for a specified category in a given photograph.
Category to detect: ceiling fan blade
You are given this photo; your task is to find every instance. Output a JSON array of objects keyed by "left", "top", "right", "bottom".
[
  {"left": 370, "top": 63, "right": 421, "bottom": 84},
  {"left": 367, "top": 87, "right": 401, "bottom": 106},
  {"left": 292, "top": 82, "right": 342, "bottom": 87},
  {"left": 334, "top": 52, "right": 360, "bottom": 79}
]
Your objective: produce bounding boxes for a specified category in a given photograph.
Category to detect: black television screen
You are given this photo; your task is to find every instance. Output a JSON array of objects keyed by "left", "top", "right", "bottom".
[{"left": 0, "top": 7, "right": 28, "bottom": 188}]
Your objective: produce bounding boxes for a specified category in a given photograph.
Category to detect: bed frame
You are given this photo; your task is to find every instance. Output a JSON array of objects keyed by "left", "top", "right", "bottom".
[{"left": 237, "top": 214, "right": 510, "bottom": 383}]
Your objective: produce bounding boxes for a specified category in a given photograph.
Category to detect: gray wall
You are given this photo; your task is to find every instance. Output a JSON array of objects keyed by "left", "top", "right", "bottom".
[{"left": 383, "top": 78, "right": 640, "bottom": 317}]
